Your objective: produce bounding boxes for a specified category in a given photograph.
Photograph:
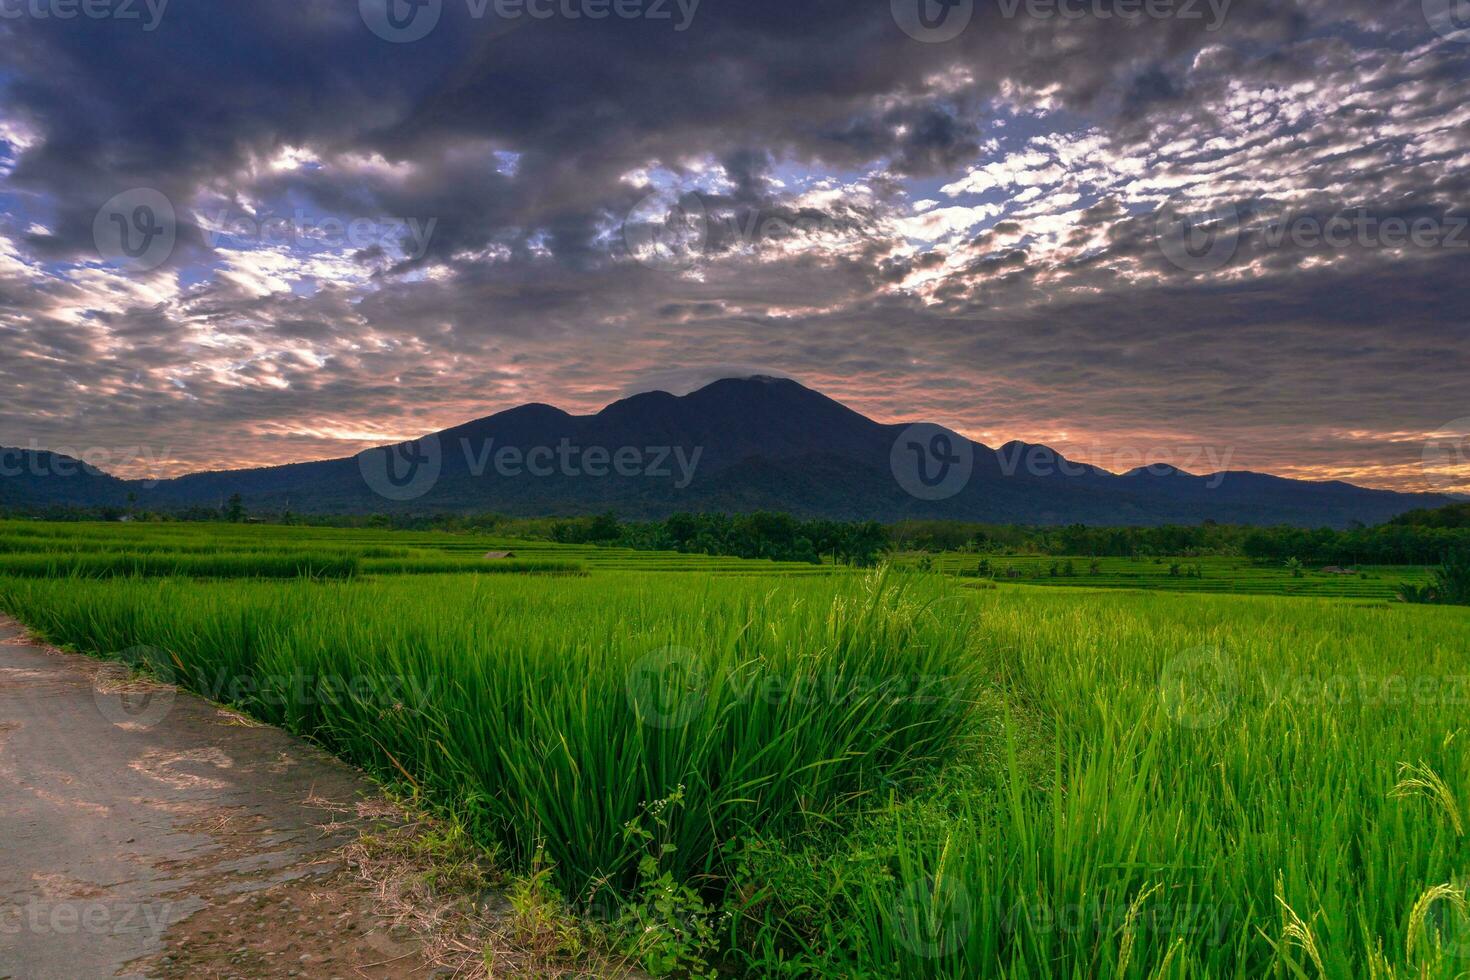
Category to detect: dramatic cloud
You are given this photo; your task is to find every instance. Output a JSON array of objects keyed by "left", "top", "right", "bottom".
[{"left": 0, "top": 0, "right": 1466, "bottom": 491}]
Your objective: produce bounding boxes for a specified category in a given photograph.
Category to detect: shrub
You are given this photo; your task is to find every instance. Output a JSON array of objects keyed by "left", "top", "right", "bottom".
[{"left": 1401, "top": 548, "right": 1470, "bottom": 605}]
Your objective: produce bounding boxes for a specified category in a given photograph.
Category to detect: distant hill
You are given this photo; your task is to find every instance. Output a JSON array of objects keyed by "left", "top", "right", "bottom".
[
  {"left": 0, "top": 449, "right": 135, "bottom": 509},
  {"left": 1, "top": 376, "right": 1456, "bottom": 527}
]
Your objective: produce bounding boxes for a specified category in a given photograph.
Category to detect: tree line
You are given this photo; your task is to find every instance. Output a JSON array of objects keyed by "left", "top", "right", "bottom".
[
  {"left": 553, "top": 511, "right": 889, "bottom": 566},
  {"left": 891, "top": 516, "right": 1470, "bottom": 566},
  {"left": 8, "top": 501, "right": 1469, "bottom": 569}
]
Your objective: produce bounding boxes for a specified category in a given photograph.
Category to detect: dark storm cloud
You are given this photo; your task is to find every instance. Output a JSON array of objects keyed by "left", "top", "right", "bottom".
[
  {"left": 0, "top": 0, "right": 1467, "bottom": 491},
  {"left": 0, "top": 0, "right": 1383, "bottom": 261}
]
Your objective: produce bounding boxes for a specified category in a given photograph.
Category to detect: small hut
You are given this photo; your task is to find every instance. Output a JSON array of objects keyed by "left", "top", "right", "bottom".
[{"left": 483, "top": 551, "right": 518, "bottom": 560}]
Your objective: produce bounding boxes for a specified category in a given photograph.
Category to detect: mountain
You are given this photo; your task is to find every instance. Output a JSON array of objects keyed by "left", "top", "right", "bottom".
[
  {"left": 1, "top": 376, "right": 1455, "bottom": 526},
  {"left": 0, "top": 449, "right": 135, "bottom": 509}
]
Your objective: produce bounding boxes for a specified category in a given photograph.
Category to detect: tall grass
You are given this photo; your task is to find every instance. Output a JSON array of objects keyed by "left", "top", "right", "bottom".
[
  {"left": 0, "top": 571, "right": 980, "bottom": 905},
  {"left": 734, "top": 591, "right": 1470, "bottom": 977},
  {"left": 4, "top": 520, "right": 1469, "bottom": 976}
]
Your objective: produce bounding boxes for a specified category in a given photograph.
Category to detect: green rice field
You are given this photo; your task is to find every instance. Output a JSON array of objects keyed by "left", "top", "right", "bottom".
[
  {"left": 0, "top": 520, "right": 835, "bottom": 578},
  {"left": 1, "top": 519, "right": 1467, "bottom": 977},
  {"left": 897, "top": 552, "right": 1437, "bottom": 601}
]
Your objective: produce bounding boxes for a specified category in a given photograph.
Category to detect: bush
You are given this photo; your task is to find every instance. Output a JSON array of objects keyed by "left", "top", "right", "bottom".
[{"left": 1401, "top": 548, "right": 1470, "bottom": 605}]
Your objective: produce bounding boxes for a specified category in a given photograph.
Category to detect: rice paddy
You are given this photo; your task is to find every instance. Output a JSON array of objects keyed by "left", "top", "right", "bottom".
[
  {"left": 1, "top": 518, "right": 1467, "bottom": 977},
  {"left": 898, "top": 551, "right": 1437, "bottom": 601}
]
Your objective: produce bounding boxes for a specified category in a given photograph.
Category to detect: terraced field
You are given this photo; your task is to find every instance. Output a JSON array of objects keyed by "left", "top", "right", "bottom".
[
  {"left": 898, "top": 551, "right": 1435, "bottom": 600},
  {"left": 0, "top": 521, "right": 840, "bottom": 578},
  {"left": 387, "top": 537, "right": 848, "bottom": 575},
  {"left": 3, "top": 521, "right": 1439, "bottom": 596}
]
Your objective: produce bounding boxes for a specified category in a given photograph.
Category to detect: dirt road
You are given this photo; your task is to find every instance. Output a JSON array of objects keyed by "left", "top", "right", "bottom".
[{"left": 0, "top": 615, "right": 432, "bottom": 979}]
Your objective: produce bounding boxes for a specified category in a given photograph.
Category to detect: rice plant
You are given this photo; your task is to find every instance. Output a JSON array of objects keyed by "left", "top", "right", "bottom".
[
  {"left": 0, "top": 551, "right": 360, "bottom": 579},
  {"left": 3, "top": 521, "right": 1468, "bottom": 976},
  {"left": 0, "top": 569, "right": 981, "bottom": 909}
]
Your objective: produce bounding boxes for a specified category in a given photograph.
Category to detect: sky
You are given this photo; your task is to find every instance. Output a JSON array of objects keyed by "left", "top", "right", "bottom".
[{"left": 0, "top": 0, "right": 1467, "bottom": 493}]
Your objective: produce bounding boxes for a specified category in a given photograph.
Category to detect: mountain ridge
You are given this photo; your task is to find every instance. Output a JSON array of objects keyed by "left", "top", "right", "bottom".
[{"left": 1, "top": 376, "right": 1455, "bottom": 527}]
